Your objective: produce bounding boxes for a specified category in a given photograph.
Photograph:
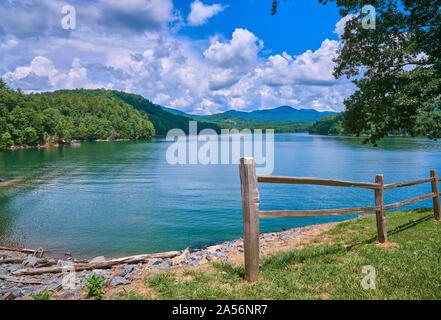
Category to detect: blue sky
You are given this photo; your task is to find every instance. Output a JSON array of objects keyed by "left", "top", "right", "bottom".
[{"left": 0, "top": 0, "right": 356, "bottom": 114}]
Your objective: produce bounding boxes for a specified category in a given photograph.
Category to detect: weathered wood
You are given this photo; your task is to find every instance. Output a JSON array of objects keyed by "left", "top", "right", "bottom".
[
  {"left": 239, "top": 157, "right": 260, "bottom": 283},
  {"left": 384, "top": 192, "right": 436, "bottom": 211},
  {"left": 257, "top": 175, "right": 380, "bottom": 189},
  {"left": 431, "top": 170, "right": 440, "bottom": 220},
  {"left": 0, "top": 246, "right": 42, "bottom": 254},
  {"left": 374, "top": 175, "right": 387, "bottom": 243},
  {"left": 0, "top": 258, "right": 50, "bottom": 265},
  {"left": 12, "top": 251, "right": 181, "bottom": 276},
  {"left": 0, "top": 246, "right": 43, "bottom": 257},
  {"left": 259, "top": 206, "right": 378, "bottom": 218},
  {"left": 0, "top": 275, "right": 47, "bottom": 285},
  {"left": 384, "top": 178, "right": 433, "bottom": 189}
]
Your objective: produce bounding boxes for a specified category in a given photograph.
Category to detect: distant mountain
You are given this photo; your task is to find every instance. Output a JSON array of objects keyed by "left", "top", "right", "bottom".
[
  {"left": 190, "top": 112, "right": 312, "bottom": 133},
  {"left": 224, "top": 106, "right": 337, "bottom": 122},
  {"left": 160, "top": 106, "right": 189, "bottom": 116}
]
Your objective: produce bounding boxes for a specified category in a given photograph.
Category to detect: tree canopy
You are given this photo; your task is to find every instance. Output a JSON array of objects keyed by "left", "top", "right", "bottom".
[
  {"left": 272, "top": 0, "right": 441, "bottom": 144},
  {"left": 0, "top": 79, "right": 155, "bottom": 150}
]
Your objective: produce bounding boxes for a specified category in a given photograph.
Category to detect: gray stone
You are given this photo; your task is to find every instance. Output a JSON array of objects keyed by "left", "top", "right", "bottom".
[
  {"left": 110, "top": 276, "right": 130, "bottom": 286},
  {"left": 148, "top": 258, "right": 162, "bottom": 265},
  {"left": 22, "top": 256, "right": 39, "bottom": 267},
  {"left": 7, "top": 265, "right": 19, "bottom": 273},
  {"left": 60, "top": 290, "right": 78, "bottom": 299},
  {"left": 102, "top": 279, "right": 111, "bottom": 287},
  {"left": 20, "top": 286, "right": 36, "bottom": 297},
  {"left": 108, "top": 292, "right": 120, "bottom": 300},
  {"left": 89, "top": 269, "right": 109, "bottom": 278},
  {"left": 89, "top": 256, "right": 106, "bottom": 263},
  {"left": 49, "top": 279, "right": 62, "bottom": 292},
  {"left": 33, "top": 286, "right": 48, "bottom": 296},
  {"left": 9, "top": 287, "right": 23, "bottom": 298},
  {"left": 56, "top": 260, "right": 71, "bottom": 267}
]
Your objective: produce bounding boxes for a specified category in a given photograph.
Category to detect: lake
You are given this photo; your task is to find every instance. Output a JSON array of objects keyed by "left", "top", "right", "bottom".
[{"left": 0, "top": 133, "right": 440, "bottom": 258}]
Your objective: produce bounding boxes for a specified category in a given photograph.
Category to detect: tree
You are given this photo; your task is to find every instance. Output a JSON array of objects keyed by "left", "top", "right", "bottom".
[{"left": 272, "top": 0, "right": 441, "bottom": 144}]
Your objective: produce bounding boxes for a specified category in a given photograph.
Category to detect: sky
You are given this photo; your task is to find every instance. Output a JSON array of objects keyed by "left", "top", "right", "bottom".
[{"left": 0, "top": 0, "right": 357, "bottom": 114}]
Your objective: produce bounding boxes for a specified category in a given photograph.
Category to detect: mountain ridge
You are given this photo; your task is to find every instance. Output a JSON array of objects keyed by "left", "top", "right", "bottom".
[{"left": 163, "top": 105, "right": 338, "bottom": 123}]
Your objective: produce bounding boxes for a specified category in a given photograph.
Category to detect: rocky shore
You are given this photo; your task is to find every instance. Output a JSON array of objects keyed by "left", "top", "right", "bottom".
[{"left": 0, "top": 222, "right": 338, "bottom": 300}]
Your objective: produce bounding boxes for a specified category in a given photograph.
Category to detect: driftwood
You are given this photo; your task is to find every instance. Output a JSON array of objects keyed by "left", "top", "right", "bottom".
[
  {"left": 0, "top": 275, "right": 47, "bottom": 285},
  {"left": 0, "top": 258, "right": 27, "bottom": 264},
  {"left": 12, "top": 250, "right": 181, "bottom": 276},
  {"left": 0, "top": 258, "right": 53, "bottom": 266},
  {"left": 0, "top": 246, "right": 44, "bottom": 257}
]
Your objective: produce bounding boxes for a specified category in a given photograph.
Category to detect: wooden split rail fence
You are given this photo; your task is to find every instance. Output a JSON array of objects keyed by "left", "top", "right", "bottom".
[{"left": 239, "top": 157, "right": 441, "bottom": 282}]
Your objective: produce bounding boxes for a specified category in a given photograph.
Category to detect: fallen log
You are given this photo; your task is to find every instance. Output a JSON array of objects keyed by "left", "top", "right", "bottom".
[
  {"left": 0, "top": 246, "right": 44, "bottom": 257},
  {"left": 0, "top": 258, "right": 51, "bottom": 265},
  {"left": 0, "top": 258, "right": 26, "bottom": 264},
  {"left": 0, "top": 275, "right": 47, "bottom": 285},
  {"left": 12, "top": 250, "right": 181, "bottom": 276}
]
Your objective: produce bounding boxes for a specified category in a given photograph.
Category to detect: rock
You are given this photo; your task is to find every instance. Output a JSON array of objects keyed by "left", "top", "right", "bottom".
[
  {"left": 89, "top": 256, "right": 106, "bottom": 263},
  {"left": 128, "top": 268, "right": 142, "bottom": 278},
  {"left": 110, "top": 276, "right": 130, "bottom": 286},
  {"left": 171, "top": 248, "right": 190, "bottom": 266},
  {"left": 206, "top": 244, "right": 222, "bottom": 253},
  {"left": 148, "top": 258, "right": 163, "bottom": 266},
  {"left": 60, "top": 290, "right": 78, "bottom": 299},
  {"left": 49, "top": 279, "right": 62, "bottom": 292},
  {"left": 8, "top": 287, "right": 23, "bottom": 298},
  {"left": 7, "top": 265, "right": 19, "bottom": 273},
  {"left": 207, "top": 255, "right": 219, "bottom": 262},
  {"left": 20, "top": 286, "right": 36, "bottom": 297},
  {"left": 199, "top": 257, "right": 208, "bottom": 265},
  {"left": 32, "top": 286, "right": 49, "bottom": 296},
  {"left": 108, "top": 292, "right": 120, "bottom": 300},
  {"left": 0, "top": 292, "right": 16, "bottom": 300},
  {"left": 56, "top": 260, "right": 71, "bottom": 267},
  {"left": 102, "top": 279, "right": 111, "bottom": 287}
]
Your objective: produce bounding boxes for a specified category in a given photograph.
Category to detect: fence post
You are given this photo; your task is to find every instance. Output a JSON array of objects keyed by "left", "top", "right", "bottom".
[
  {"left": 375, "top": 174, "right": 387, "bottom": 243},
  {"left": 239, "top": 157, "right": 260, "bottom": 282},
  {"left": 430, "top": 170, "right": 440, "bottom": 221}
]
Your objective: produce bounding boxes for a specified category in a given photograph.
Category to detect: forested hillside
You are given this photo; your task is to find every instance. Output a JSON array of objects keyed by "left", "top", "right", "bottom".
[
  {"left": 55, "top": 89, "right": 221, "bottom": 135},
  {"left": 309, "top": 113, "right": 345, "bottom": 135},
  {"left": 0, "top": 80, "right": 155, "bottom": 151}
]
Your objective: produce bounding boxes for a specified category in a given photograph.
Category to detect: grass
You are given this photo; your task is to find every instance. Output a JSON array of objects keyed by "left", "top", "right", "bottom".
[{"left": 118, "top": 208, "right": 441, "bottom": 300}]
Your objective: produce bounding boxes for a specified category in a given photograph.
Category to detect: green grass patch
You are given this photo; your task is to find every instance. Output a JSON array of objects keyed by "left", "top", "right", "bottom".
[{"left": 119, "top": 209, "right": 441, "bottom": 300}]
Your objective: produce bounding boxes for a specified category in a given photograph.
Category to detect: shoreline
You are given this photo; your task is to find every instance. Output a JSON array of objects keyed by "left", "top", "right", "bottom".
[{"left": 0, "top": 219, "right": 345, "bottom": 300}]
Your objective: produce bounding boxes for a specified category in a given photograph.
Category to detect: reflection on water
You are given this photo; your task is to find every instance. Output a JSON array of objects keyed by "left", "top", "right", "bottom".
[{"left": 0, "top": 134, "right": 440, "bottom": 258}]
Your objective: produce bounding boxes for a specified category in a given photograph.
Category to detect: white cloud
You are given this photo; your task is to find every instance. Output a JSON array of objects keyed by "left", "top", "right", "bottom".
[
  {"left": 0, "top": 1, "right": 354, "bottom": 114},
  {"left": 334, "top": 14, "right": 358, "bottom": 37},
  {"left": 204, "top": 29, "right": 263, "bottom": 68},
  {"left": 257, "top": 39, "right": 340, "bottom": 87},
  {"left": 187, "top": 0, "right": 226, "bottom": 26}
]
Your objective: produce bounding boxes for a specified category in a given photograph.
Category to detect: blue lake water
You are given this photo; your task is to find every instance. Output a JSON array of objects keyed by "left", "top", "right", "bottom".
[{"left": 0, "top": 133, "right": 440, "bottom": 258}]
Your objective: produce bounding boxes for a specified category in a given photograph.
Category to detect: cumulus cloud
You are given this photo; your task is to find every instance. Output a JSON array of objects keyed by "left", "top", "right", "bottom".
[
  {"left": 97, "top": 0, "right": 178, "bottom": 33},
  {"left": 257, "top": 39, "right": 340, "bottom": 87},
  {"left": 0, "top": 1, "right": 354, "bottom": 113},
  {"left": 187, "top": 0, "right": 226, "bottom": 26},
  {"left": 334, "top": 14, "right": 359, "bottom": 37}
]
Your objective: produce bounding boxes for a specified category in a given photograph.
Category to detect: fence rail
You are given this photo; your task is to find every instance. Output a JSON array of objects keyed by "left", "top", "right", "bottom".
[{"left": 239, "top": 157, "right": 441, "bottom": 282}]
